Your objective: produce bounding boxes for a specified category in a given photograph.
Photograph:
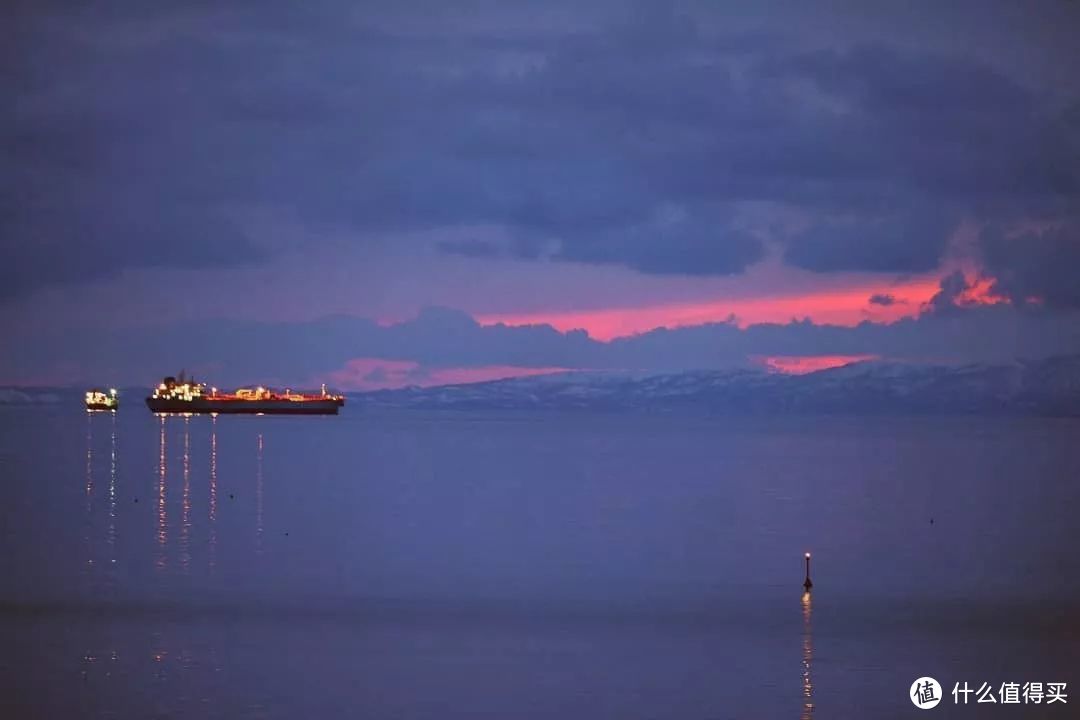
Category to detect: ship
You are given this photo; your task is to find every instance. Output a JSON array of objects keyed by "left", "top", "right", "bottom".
[
  {"left": 145, "top": 373, "right": 344, "bottom": 415},
  {"left": 85, "top": 388, "right": 119, "bottom": 411}
]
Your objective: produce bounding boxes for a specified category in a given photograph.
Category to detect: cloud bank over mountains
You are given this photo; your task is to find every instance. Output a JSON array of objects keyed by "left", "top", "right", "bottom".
[{"left": 6, "top": 277, "right": 1080, "bottom": 389}]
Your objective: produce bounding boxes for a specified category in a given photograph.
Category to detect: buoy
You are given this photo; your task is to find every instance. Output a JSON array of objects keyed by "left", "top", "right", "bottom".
[{"left": 803, "top": 552, "right": 813, "bottom": 591}]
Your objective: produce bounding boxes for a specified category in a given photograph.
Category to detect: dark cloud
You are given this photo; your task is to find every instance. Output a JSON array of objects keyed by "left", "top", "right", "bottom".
[
  {"left": 3, "top": 1, "right": 1078, "bottom": 299},
  {"left": 440, "top": 209, "right": 767, "bottom": 276},
  {"left": 925, "top": 270, "right": 974, "bottom": 315},
  {"left": 765, "top": 44, "right": 1078, "bottom": 205},
  {"left": 0, "top": 192, "right": 265, "bottom": 300},
  {"left": 868, "top": 293, "right": 897, "bottom": 306},
  {"left": 785, "top": 212, "right": 956, "bottom": 274},
  {"left": 555, "top": 222, "right": 764, "bottom": 276},
  {"left": 981, "top": 225, "right": 1080, "bottom": 308}
]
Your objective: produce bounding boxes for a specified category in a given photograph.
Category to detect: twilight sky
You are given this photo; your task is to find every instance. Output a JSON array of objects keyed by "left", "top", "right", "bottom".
[{"left": 3, "top": 0, "right": 1080, "bottom": 388}]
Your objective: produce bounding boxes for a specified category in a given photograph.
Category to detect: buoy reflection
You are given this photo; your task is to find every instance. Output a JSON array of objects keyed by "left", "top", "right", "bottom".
[{"left": 801, "top": 591, "right": 814, "bottom": 718}]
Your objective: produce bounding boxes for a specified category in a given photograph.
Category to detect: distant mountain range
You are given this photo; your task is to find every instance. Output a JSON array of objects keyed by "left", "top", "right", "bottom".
[
  {"left": 357, "top": 355, "right": 1080, "bottom": 415},
  {"left": 0, "top": 388, "right": 65, "bottom": 405},
  {"left": 5, "top": 355, "right": 1080, "bottom": 415}
]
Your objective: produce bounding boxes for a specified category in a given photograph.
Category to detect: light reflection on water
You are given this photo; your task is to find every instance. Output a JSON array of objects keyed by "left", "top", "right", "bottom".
[
  {"left": 209, "top": 417, "right": 217, "bottom": 571},
  {"left": 156, "top": 415, "right": 167, "bottom": 572},
  {"left": 83, "top": 412, "right": 94, "bottom": 580},
  {"left": 84, "top": 414, "right": 120, "bottom": 594},
  {"left": 256, "top": 432, "right": 264, "bottom": 556},
  {"left": 801, "top": 591, "right": 814, "bottom": 719},
  {"left": 180, "top": 417, "right": 192, "bottom": 574},
  {"left": 107, "top": 412, "right": 117, "bottom": 575}
]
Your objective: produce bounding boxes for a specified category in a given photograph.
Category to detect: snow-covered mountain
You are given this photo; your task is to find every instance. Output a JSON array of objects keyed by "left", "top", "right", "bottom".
[{"left": 356, "top": 356, "right": 1080, "bottom": 415}]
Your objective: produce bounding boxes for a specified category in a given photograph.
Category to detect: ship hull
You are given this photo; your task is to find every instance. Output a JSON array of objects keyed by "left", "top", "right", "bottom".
[{"left": 145, "top": 398, "right": 341, "bottom": 415}]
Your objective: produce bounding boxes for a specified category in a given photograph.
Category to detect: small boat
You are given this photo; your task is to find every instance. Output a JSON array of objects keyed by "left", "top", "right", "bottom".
[{"left": 85, "top": 388, "right": 119, "bottom": 411}]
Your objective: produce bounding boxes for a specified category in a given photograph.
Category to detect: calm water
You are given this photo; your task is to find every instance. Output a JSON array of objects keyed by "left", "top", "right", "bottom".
[{"left": 2, "top": 406, "right": 1078, "bottom": 718}]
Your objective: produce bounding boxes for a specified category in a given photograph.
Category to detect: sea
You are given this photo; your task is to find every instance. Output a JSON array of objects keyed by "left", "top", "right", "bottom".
[{"left": 2, "top": 405, "right": 1078, "bottom": 718}]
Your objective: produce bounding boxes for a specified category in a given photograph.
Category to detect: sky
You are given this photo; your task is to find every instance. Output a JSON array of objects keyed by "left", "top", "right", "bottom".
[{"left": 3, "top": 0, "right": 1080, "bottom": 389}]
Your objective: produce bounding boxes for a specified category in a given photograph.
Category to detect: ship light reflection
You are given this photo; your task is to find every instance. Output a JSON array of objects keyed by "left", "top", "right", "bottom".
[
  {"left": 156, "top": 416, "right": 167, "bottom": 571},
  {"left": 255, "top": 433, "right": 264, "bottom": 555},
  {"left": 209, "top": 417, "right": 217, "bottom": 571},
  {"left": 179, "top": 417, "right": 191, "bottom": 573}
]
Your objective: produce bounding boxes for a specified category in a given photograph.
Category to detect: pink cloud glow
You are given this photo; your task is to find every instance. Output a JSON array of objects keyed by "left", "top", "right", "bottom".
[
  {"left": 475, "top": 272, "right": 1008, "bottom": 340},
  {"left": 475, "top": 278, "right": 940, "bottom": 340}
]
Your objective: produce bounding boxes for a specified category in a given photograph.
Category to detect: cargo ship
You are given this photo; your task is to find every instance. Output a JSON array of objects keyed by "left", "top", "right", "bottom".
[
  {"left": 85, "top": 388, "right": 119, "bottom": 411},
  {"left": 145, "top": 374, "right": 344, "bottom": 415}
]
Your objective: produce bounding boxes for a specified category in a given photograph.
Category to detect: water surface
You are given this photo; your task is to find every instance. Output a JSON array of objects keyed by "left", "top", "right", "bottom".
[{"left": 2, "top": 406, "right": 1078, "bottom": 718}]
